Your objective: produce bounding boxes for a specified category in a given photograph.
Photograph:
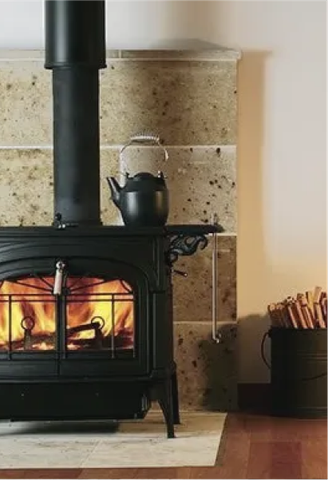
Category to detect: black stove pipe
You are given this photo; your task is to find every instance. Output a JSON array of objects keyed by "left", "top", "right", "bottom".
[{"left": 45, "top": 0, "right": 106, "bottom": 226}]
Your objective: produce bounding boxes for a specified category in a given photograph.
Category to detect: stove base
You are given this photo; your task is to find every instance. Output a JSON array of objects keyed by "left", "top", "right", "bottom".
[{"left": 0, "top": 374, "right": 180, "bottom": 438}]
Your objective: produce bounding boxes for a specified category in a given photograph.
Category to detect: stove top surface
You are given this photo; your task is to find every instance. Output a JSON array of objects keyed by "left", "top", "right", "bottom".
[{"left": 0, "top": 224, "right": 223, "bottom": 237}]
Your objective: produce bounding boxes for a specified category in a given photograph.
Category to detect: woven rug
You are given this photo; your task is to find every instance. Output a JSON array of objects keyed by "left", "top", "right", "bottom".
[{"left": 0, "top": 412, "right": 226, "bottom": 468}]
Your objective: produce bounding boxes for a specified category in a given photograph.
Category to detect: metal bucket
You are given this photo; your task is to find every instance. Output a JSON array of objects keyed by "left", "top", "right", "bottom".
[{"left": 264, "top": 328, "right": 327, "bottom": 418}]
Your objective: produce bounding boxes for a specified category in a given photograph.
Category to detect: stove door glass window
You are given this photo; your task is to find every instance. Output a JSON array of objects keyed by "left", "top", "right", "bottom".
[
  {"left": 0, "top": 278, "right": 55, "bottom": 351},
  {"left": 0, "top": 275, "right": 135, "bottom": 355},
  {"left": 65, "top": 277, "right": 134, "bottom": 354}
]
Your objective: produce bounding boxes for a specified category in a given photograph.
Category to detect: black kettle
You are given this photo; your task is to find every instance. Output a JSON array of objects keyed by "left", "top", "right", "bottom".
[{"left": 106, "top": 134, "right": 169, "bottom": 227}]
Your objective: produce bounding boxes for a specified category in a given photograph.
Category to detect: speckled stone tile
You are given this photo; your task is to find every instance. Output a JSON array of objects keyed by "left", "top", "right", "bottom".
[
  {"left": 100, "top": 150, "right": 121, "bottom": 225},
  {"left": 0, "top": 61, "right": 52, "bottom": 146},
  {"left": 100, "top": 60, "right": 237, "bottom": 145},
  {"left": 173, "top": 236, "right": 236, "bottom": 323},
  {"left": 0, "top": 53, "right": 237, "bottom": 147},
  {"left": 102, "top": 146, "right": 236, "bottom": 231},
  {"left": 174, "top": 322, "right": 238, "bottom": 411},
  {"left": 0, "top": 149, "right": 53, "bottom": 226},
  {"left": 0, "top": 149, "right": 120, "bottom": 226}
]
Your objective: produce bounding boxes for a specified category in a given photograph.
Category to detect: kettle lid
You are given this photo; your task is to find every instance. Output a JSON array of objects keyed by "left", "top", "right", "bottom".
[
  {"left": 125, "top": 171, "right": 167, "bottom": 192},
  {"left": 133, "top": 172, "right": 155, "bottom": 181}
]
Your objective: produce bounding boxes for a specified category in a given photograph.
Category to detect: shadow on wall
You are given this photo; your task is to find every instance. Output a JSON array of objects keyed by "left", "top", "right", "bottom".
[
  {"left": 200, "top": 322, "right": 238, "bottom": 412},
  {"left": 237, "top": 314, "right": 271, "bottom": 386},
  {"left": 194, "top": 315, "right": 271, "bottom": 412},
  {"left": 237, "top": 50, "right": 273, "bottom": 383}
]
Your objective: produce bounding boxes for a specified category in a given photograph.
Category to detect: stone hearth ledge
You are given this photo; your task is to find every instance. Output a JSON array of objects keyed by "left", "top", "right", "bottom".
[{"left": 0, "top": 412, "right": 227, "bottom": 468}]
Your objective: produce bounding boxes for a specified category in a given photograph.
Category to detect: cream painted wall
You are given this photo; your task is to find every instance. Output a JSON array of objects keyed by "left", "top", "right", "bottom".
[{"left": 0, "top": 1, "right": 326, "bottom": 382}]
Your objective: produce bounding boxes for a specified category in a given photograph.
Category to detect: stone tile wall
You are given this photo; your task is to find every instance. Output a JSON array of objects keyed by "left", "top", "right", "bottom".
[{"left": 0, "top": 49, "right": 239, "bottom": 410}]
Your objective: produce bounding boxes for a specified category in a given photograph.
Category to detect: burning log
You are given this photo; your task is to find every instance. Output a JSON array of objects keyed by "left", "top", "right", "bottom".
[
  {"left": 7, "top": 333, "right": 56, "bottom": 351},
  {"left": 267, "top": 286, "right": 327, "bottom": 329},
  {"left": 67, "top": 321, "right": 102, "bottom": 336}
]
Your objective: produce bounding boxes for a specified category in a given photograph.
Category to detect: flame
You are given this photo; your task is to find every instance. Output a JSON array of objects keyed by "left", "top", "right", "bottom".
[{"left": 0, "top": 277, "right": 134, "bottom": 352}]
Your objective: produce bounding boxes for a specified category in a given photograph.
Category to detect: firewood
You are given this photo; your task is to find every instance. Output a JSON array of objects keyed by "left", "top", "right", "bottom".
[
  {"left": 294, "top": 300, "right": 308, "bottom": 329},
  {"left": 268, "top": 288, "right": 327, "bottom": 329},
  {"left": 286, "top": 303, "right": 299, "bottom": 328},
  {"left": 300, "top": 295, "right": 315, "bottom": 328},
  {"left": 301, "top": 305, "right": 315, "bottom": 329},
  {"left": 320, "top": 297, "right": 327, "bottom": 324},
  {"left": 313, "top": 286, "right": 322, "bottom": 303},
  {"left": 7, "top": 333, "right": 55, "bottom": 351},
  {"left": 314, "top": 303, "right": 326, "bottom": 328},
  {"left": 291, "top": 300, "right": 303, "bottom": 328},
  {"left": 306, "top": 291, "right": 315, "bottom": 317},
  {"left": 278, "top": 302, "right": 291, "bottom": 327}
]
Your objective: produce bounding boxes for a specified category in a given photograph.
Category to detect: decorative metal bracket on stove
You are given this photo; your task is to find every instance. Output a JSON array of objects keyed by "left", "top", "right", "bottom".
[
  {"left": 167, "top": 234, "right": 209, "bottom": 266},
  {"left": 166, "top": 219, "right": 224, "bottom": 266}
]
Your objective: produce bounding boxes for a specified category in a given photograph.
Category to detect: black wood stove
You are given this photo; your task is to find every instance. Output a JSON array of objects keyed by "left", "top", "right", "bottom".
[{"left": 0, "top": 1, "right": 221, "bottom": 438}]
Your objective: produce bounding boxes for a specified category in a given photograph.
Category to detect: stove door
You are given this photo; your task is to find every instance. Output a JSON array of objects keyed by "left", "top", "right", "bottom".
[{"left": 0, "top": 257, "right": 150, "bottom": 378}]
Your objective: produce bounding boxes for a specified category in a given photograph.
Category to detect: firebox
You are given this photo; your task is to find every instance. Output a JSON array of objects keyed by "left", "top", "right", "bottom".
[{"left": 0, "top": 0, "right": 221, "bottom": 438}]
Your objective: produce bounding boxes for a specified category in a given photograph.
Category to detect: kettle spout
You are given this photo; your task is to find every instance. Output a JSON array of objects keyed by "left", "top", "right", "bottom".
[{"left": 106, "top": 177, "right": 122, "bottom": 207}]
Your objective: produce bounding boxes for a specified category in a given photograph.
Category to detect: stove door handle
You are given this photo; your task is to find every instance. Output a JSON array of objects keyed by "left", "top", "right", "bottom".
[{"left": 53, "top": 260, "right": 66, "bottom": 295}]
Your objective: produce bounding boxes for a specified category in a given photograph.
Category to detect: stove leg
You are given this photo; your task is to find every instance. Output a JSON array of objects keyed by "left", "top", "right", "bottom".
[
  {"left": 171, "top": 371, "right": 181, "bottom": 425},
  {"left": 157, "top": 379, "right": 175, "bottom": 438}
]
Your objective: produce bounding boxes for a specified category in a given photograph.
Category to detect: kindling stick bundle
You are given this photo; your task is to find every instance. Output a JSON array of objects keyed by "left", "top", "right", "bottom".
[{"left": 267, "top": 287, "right": 327, "bottom": 329}]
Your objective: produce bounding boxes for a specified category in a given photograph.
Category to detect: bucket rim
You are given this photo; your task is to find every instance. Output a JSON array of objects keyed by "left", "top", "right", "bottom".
[{"left": 269, "top": 327, "right": 327, "bottom": 334}]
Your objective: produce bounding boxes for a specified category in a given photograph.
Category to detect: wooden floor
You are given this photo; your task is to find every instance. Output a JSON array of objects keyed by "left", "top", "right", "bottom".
[{"left": 0, "top": 413, "right": 326, "bottom": 479}]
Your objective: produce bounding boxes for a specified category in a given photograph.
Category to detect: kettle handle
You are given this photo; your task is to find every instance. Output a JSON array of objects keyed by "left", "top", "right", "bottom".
[{"left": 119, "top": 133, "right": 169, "bottom": 175}]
